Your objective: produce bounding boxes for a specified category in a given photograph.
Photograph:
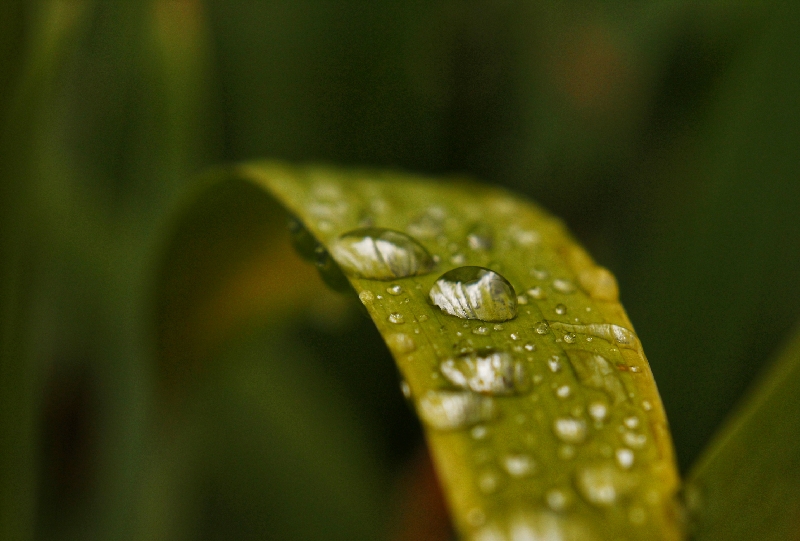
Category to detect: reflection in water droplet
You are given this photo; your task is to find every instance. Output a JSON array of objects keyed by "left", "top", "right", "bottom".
[
  {"left": 526, "top": 286, "right": 546, "bottom": 300},
  {"left": 440, "top": 348, "right": 529, "bottom": 395},
  {"left": 416, "top": 390, "right": 494, "bottom": 430},
  {"left": 429, "top": 266, "right": 517, "bottom": 322},
  {"left": 563, "top": 332, "right": 577, "bottom": 344},
  {"left": 578, "top": 266, "right": 619, "bottom": 301},
  {"left": 534, "top": 321, "right": 550, "bottom": 335},
  {"left": 553, "top": 417, "right": 587, "bottom": 444},
  {"left": 552, "top": 278, "right": 576, "bottom": 294},
  {"left": 330, "top": 227, "right": 435, "bottom": 280},
  {"left": 387, "top": 284, "right": 403, "bottom": 295},
  {"left": 554, "top": 304, "right": 567, "bottom": 315},
  {"left": 386, "top": 333, "right": 416, "bottom": 354},
  {"left": 388, "top": 313, "right": 405, "bottom": 324},
  {"left": 503, "top": 454, "right": 537, "bottom": 477},
  {"left": 568, "top": 350, "right": 627, "bottom": 404},
  {"left": 575, "top": 463, "right": 639, "bottom": 508},
  {"left": 616, "top": 448, "right": 634, "bottom": 469}
]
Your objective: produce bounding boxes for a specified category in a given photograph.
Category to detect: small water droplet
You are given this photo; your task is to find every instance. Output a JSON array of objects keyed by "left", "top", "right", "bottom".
[
  {"left": 516, "top": 294, "right": 529, "bottom": 305},
  {"left": 623, "top": 431, "right": 647, "bottom": 449},
  {"left": 417, "top": 314, "right": 429, "bottom": 322},
  {"left": 568, "top": 350, "right": 627, "bottom": 404},
  {"left": 524, "top": 342, "right": 536, "bottom": 352},
  {"left": 400, "top": 380, "right": 411, "bottom": 398},
  {"left": 563, "top": 332, "right": 577, "bottom": 344},
  {"left": 440, "top": 348, "right": 530, "bottom": 395},
  {"left": 330, "top": 228, "right": 435, "bottom": 280},
  {"left": 530, "top": 267, "right": 549, "bottom": 280},
  {"left": 642, "top": 400, "right": 653, "bottom": 411},
  {"left": 387, "top": 284, "right": 403, "bottom": 295},
  {"left": 471, "top": 425, "right": 489, "bottom": 440},
  {"left": 449, "top": 253, "right": 466, "bottom": 265},
  {"left": 554, "top": 304, "right": 567, "bottom": 316},
  {"left": 478, "top": 470, "right": 502, "bottom": 494},
  {"left": 616, "top": 448, "right": 634, "bottom": 469},
  {"left": 549, "top": 322, "right": 640, "bottom": 349},
  {"left": 416, "top": 390, "right": 495, "bottom": 430},
  {"left": 509, "top": 332, "right": 520, "bottom": 341},
  {"left": 547, "top": 356, "right": 562, "bottom": 373},
  {"left": 578, "top": 266, "right": 619, "bottom": 301},
  {"left": 534, "top": 321, "right": 550, "bottom": 335},
  {"left": 629, "top": 366, "right": 642, "bottom": 373},
  {"left": 526, "top": 286, "right": 546, "bottom": 300},
  {"left": 503, "top": 453, "right": 537, "bottom": 477},
  {"left": 556, "top": 385, "right": 572, "bottom": 399},
  {"left": 512, "top": 228, "right": 540, "bottom": 246},
  {"left": 575, "top": 463, "right": 638, "bottom": 508},
  {"left": 386, "top": 333, "right": 416, "bottom": 354},
  {"left": 588, "top": 401, "right": 609, "bottom": 422},
  {"left": 429, "top": 266, "right": 517, "bottom": 322},
  {"left": 472, "top": 325, "right": 490, "bottom": 335},
  {"left": 552, "top": 278, "right": 576, "bottom": 294},
  {"left": 553, "top": 417, "right": 587, "bottom": 444},
  {"left": 467, "top": 223, "right": 494, "bottom": 251},
  {"left": 358, "top": 290, "right": 374, "bottom": 304},
  {"left": 546, "top": 489, "right": 571, "bottom": 512},
  {"left": 624, "top": 416, "right": 640, "bottom": 429},
  {"left": 388, "top": 313, "right": 405, "bottom": 324}
]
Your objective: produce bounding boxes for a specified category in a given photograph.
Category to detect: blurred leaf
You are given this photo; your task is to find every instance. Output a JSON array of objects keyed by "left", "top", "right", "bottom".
[
  {"left": 686, "top": 323, "right": 800, "bottom": 541},
  {"left": 157, "top": 161, "right": 685, "bottom": 540}
]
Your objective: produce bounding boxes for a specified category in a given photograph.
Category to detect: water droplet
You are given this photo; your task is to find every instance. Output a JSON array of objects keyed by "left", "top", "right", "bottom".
[
  {"left": 287, "top": 216, "right": 320, "bottom": 262},
  {"left": 417, "top": 314, "right": 429, "bottom": 322},
  {"left": 449, "top": 253, "right": 466, "bottom": 265},
  {"left": 358, "top": 290, "right": 374, "bottom": 304},
  {"left": 330, "top": 228, "right": 435, "bottom": 280},
  {"left": 534, "top": 321, "right": 550, "bottom": 335},
  {"left": 575, "top": 463, "right": 639, "bottom": 507},
  {"left": 400, "top": 380, "right": 411, "bottom": 398},
  {"left": 553, "top": 417, "right": 587, "bottom": 444},
  {"left": 549, "top": 322, "right": 640, "bottom": 349},
  {"left": 471, "top": 425, "right": 489, "bottom": 440},
  {"left": 407, "top": 207, "right": 446, "bottom": 238},
  {"left": 386, "top": 333, "right": 416, "bottom": 354},
  {"left": 552, "top": 278, "right": 576, "bottom": 294},
  {"left": 589, "top": 401, "right": 609, "bottom": 422},
  {"left": 629, "top": 366, "right": 642, "bottom": 373},
  {"left": 387, "top": 284, "right": 403, "bottom": 295},
  {"left": 512, "top": 228, "right": 540, "bottom": 246},
  {"left": 623, "top": 431, "right": 647, "bottom": 449},
  {"left": 478, "top": 470, "right": 502, "bottom": 494},
  {"left": 503, "top": 453, "right": 537, "bottom": 477},
  {"left": 616, "top": 448, "right": 634, "bottom": 469},
  {"left": 624, "top": 416, "right": 640, "bottom": 429},
  {"left": 509, "top": 332, "right": 520, "bottom": 341},
  {"left": 472, "top": 325, "right": 490, "bottom": 336},
  {"left": 547, "top": 356, "right": 562, "bottom": 373},
  {"left": 556, "top": 385, "right": 572, "bottom": 399},
  {"left": 568, "top": 350, "right": 627, "bottom": 404},
  {"left": 440, "top": 348, "right": 530, "bottom": 395},
  {"left": 578, "top": 267, "right": 619, "bottom": 301},
  {"left": 467, "top": 223, "right": 494, "bottom": 251},
  {"left": 642, "top": 400, "right": 653, "bottom": 411},
  {"left": 554, "top": 304, "right": 567, "bottom": 315},
  {"left": 429, "top": 266, "right": 517, "bottom": 322},
  {"left": 493, "top": 324, "right": 504, "bottom": 331},
  {"left": 416, "top": 390, "right": 495, "bottom": 430},
  {"left": 524, "top": 342, "right": 536, "bottom": 352},
  {"left": 526, "top": 286, "right": 546, "bottom": 300},
  {"left": 546, "top": 489, "right": 571, "bottom": 512},
  {"left": 516, "top": 294, "right": 529, "bottom": 305},
  {"left": 530, "top": 267, "right": 549, "bottom": 280},
  {"left": 563, "top": 332, "right": 577, "bottom": 344},
  {"left": 388, "top": 313, "right": 405, "bottom": 324}
]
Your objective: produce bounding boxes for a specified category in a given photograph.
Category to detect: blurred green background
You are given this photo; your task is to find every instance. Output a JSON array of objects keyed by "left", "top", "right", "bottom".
[{"left": 2, "top": 1, "right": 799, "bottom": 540}]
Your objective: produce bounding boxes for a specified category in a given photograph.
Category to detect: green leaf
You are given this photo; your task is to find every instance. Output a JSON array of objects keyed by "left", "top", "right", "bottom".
[
  {"left": 686, "top": 322, "right": 800, "bottom": 541},
  {"left": 157, "top": 161, "right": 685, "bottom": 540}
]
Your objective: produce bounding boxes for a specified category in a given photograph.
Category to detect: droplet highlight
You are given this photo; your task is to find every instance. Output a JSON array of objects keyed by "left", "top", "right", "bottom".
[
  {"left": 440, "top": 348, "right": 530, "bottom": 395},
  {"left": 416, "top": 390, "right": 495, "bottom": 431},
  {"left": 330, "top": 227, "right": 435, "bottom": 280},
  {"left": 429, "top": 266, "right": 517, "bottom": 322}
]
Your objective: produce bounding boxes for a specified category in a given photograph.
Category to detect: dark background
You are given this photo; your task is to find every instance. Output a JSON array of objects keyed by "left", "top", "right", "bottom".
[{"left": 2, "top": 1, "right": 799, "bottom": 540}]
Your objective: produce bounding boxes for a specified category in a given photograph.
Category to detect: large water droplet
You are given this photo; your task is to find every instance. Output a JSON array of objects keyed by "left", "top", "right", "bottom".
[
  {"left": 553, "top": 417, "right": 587, "bottom": 444},
  {"left": 429, "top": 266, "right": 517, "bottom": 322},
  {"left": 330, "top": 228, "right": 435, "bottom": 280},
  {"left": 568, "top": 350, "right": 627, "bottom": 404},
  {"left": 416, "top": 390, "right": 495, "bottom": 431},
  {"left": 440, "top": 348, "right": 529, "bottom": 395},
  {"left": 575, "top": 463, "right": 639, "bottom": 507}
]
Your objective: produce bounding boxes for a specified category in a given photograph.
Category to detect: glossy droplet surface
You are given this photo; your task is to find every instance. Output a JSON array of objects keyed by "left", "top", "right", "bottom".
[
  {"left": 429, "top": 266, "right": 517, "bottom": 322},
  {"left": 416, "top": 390, "right": 494, "bottom": 431},
  {"left": 554, "top": 303, "right": 567, "bottom": 315},
  {"left": 330, "top": 227, "right": 435, "bottom": 280},
  {"left": 388, "top": 313, "right": 405, "bottom": 324},
  {"left": 440, "top": 348, "right": 529, "bottom": 395}
]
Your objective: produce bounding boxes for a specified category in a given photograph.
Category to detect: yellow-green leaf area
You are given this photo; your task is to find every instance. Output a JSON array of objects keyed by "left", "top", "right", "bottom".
[{"left": 202, "top": 161, "right": 685, "bottom": 540}]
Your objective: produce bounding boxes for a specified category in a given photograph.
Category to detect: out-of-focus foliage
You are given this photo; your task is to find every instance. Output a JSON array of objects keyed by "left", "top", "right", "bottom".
[{"left": 1, "top": 1, "right": 798, "bottom": 540}]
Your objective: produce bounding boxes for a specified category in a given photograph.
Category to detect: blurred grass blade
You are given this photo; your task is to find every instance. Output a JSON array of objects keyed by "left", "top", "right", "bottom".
[
  {"left": 159, "top": 161, "right": 685, "bottom": 540},
  {"left": 687, "top": 323, "right": 800, "bottom": 541}
]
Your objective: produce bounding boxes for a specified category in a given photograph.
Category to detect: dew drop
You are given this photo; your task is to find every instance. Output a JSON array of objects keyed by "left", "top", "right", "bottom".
[
  {"left": 526, "top": 286, "right": 546, "bottom": 300},
  {"left": 568, "top": 350, "right": 627, "bottom": 404},
  {"left": 493, "top": 324, "right": 504, "bottom": 331},
  {"left": 524, "top": 342, "right": 536, "bottom": 352},
  {"left": 429, "top": 266, "right": 517, "bottom": 322},
  {"left": 478, "top": 470, "right": 502, "bottom": 494},
  {"left": 417, "top": 314, "right": 429, "bottom": 322},
  {"left": 516, "top": 294, "right": 529, "bottom": 305},
  {"left": 623, "top": 432, "right": 647, "bottom": 449},
  {"left": 556, "top": 385, "right": 572, "bottom": 399},
  {"left": 386, "top": 333, "right": 416, "bottom": 354},
  {"left": 471, "top": 425, "right": 489, "bottom": 440},
  {"left": 549, "top": 322, "right": 640, "bottom": 349},
  {"left": 534, "top": 321, "right": 550, "bottom": 335},
  {"left": 449, "top": 253, "right": 466, "bottom": 265},
  {"left": 400, "top": 380, "right": 412, "bottom": 399},
  {"left": 624, "top": 416, "right": 640, "bottom": 429},
  {"left": 467, "top": 223, "right": 494, "bottom": 251},
  {"left": 642, "top": 400, "right": 653, "bottom": 411},
  {"left": 503, "top": 454, "right": 537, "bottom": 477},
  {"left": 546, "top": 489, "right": 571, "bottom": 512},
  {"left": 358, "top": 290, "right": 374, "bottom": 304},
  {"left": 530, "top": 267, "right": 549, "bottom": 280},
  {"left": 330, "top": 227, "right": 435, "bottom": 280},
  {"left": 509, "top": 332, "right": 520, "bottom": 341},
  {"left": 588, "top": 401, "right": 609, "bottom": 422},
  {"left": 578, "top": 266, "right": 619, "bottom": 302},
  {"left": 472, "top": 325, "right": 490, "bottom": 336},
  {"left": 552, "top": 278, "right": 576, "bottom": 294},
  {"left": 563, "top": 332, "right": 577, "bottom": 344},
  {"left": 554, "top": 304, "right": 567, "bottom": 315},
  {"left": 575, "top": 463, "right": 638, "bottom": 508},
  {"left": 440, "top": 348, "right": 530, "bottom": 395},
  {"left": 387, "top": 284, "right": 403, "bottom": 295},
  {"left": 553, "top": 417, "right": 587, "bottom": 444},
  {"left": 547, "top": 356, "right": 562, "bottom": 373},
  {"left": 388, "top": 312, "right": 405, "bottom": 324},
  {"left": 616, "top": 448, "right": 635, "bottom": 469},
  {"left": 416, "top": 390, "right": 495, "bottom": 430}
]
